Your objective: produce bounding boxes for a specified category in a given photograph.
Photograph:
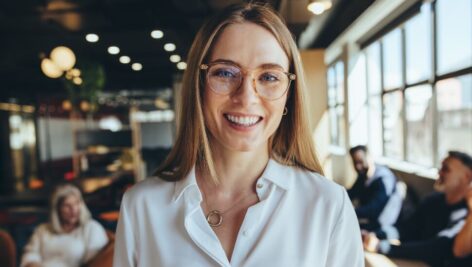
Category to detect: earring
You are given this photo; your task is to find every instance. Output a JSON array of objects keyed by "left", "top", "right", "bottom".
[{"left": 283, "top": 107, "right": 288, "bottom": 115}]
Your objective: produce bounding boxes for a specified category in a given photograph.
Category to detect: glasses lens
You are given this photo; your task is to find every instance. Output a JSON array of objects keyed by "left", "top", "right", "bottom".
[
  {"left": 207, "top": 64, "right": 241, "bottom": 95},
  {"left": 255, "top": 69, "right": 290, "bottom": 100}
]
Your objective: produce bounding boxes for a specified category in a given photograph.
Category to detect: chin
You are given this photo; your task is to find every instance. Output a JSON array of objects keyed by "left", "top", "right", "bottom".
[{"left": 434, "top": 181, "right": 446, "bottom": 192}]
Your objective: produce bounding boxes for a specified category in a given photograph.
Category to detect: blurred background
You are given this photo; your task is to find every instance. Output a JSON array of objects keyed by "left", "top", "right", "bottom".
[{"left": 0, "top": 0, "right": 470, "bottom": 266}]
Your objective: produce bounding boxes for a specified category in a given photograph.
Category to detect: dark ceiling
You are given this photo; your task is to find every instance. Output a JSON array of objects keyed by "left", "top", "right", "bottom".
[{"left": 0, "top": 0, "right": 373, "bottom": 102}]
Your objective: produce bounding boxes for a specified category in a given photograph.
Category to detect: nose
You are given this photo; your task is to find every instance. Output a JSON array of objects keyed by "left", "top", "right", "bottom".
[{"left": 231, "top": 75, "right": 260, "bottom": 105}]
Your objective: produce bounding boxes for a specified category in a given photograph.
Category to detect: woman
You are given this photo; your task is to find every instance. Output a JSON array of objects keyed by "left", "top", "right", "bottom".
[
  {"left": 114, "top": 3, "right": 363, "bottom": 267},
  {"left": 21, "top": 184, "right": 108, "bottom": 267}
]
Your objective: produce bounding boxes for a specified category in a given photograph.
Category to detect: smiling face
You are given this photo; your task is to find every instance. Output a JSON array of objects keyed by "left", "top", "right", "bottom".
[
  {"left": 435, "top": 156, "right": 472, "bottom": 197},
  {"left": 202, "top": 22, "right": 290, "bottom": 154}
]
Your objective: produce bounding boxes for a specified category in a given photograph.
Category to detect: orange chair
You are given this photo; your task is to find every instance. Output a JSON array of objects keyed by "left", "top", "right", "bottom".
[{"left": 0, "top": 229, "right": 16, "bottom": 267}]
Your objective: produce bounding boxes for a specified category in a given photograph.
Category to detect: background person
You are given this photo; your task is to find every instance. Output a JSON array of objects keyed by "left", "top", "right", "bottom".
[
  {"left": 21, "top": 184, "right": 108, "bottom": 267},
  {"left": 348, "top": 145, "right": 399, "bottom": 230},
  {"left": 363, "top": 151, "right": 472, "bottom": 267}
]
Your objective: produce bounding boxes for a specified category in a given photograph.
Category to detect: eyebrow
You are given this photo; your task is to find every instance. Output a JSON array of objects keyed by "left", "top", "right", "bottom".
[{"left": 209, "top": 59, "right": 286, "bottom": 71}]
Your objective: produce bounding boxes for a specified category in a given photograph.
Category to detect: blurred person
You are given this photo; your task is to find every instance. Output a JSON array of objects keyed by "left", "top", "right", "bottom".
[
  {"left": 114, "top": 3, "right": 363, "bottom": 267},
  {"left": 21, "top": 184, "right": 108, "bottom": 267},
  {"left": 348, "top": 145, "right": 399, "bottom": 230},
  {"left": 362, "top": 151, "right": 472, "bottom": 267}
]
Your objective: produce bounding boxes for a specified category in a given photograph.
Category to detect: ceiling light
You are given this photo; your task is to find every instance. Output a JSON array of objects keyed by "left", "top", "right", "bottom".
[
  {"left": 40, "top": 58, "right": 63, "bottom": 78},
  {"left": 164, "top": 43, "right": 176, "bottom": 52},
  {"left": 119, "top": 56, "right": 131, "bottom": 64},
  {"left": 85, "top": 33, "right": 99, "bottom": 43},
  {"left": 73, "top": 77, "right": 83, "bottom": 85},
  {"left": 131, "top": 63, "right": 143, "bottom": 71},
  {"left": 70, "top": 68, "right": 81, "bottom": 77},
  {"left": 108, "top": 46, "right": 120, "bottom": 55},
  {"left": 170, "top": 54, "right": 181, "bottom": 63},
  {"left": 177, "top": 62, "right": 187, "bottom": 70},
  {"left": 151, "top": 30, "right": 164, "bottom": 39},
  {"left": 307, "top": 0, "right": 332, "bottom": 15},
  {"left": 50, "top": 46, "right": 76, "bottom": 71}
]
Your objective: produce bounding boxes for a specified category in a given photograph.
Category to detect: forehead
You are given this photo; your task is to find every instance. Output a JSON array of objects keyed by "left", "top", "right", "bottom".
[
  {"left": 208, "top": 22, "right": 289, "bottom": 70},
  {"left": 62, "top": 194, "right": 80, "bottom": 203},
  {"left": 442, "top": 157, "right": 465, "bottom": 170},
  {"left": 352, "top": 150, "right": 366, "bottom": 159}
]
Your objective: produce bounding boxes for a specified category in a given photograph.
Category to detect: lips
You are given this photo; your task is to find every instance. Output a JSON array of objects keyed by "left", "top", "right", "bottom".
[{"left": 224, "top": 113, "right": 262, "bottom": 127}]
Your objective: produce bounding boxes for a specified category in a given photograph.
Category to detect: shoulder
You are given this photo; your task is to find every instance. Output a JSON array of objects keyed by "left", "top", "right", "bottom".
[
  {"left": 83, "top": 219, "right": 106, "bottom": 233},
  {"left": 375, "top": 164, "right": 396, "bottom": 178},
  {"left": 121, "top": 176, "right": 175, "bottom": 209},
  {"left": 33, "top": 223, "right": 52, "bottom": 235},
  {"left": 288, "top": 166, "right": 346, "bottom": 203}
]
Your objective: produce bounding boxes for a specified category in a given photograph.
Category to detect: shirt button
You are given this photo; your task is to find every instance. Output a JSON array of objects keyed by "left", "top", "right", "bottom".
[
  {"left": 256, "top": 183, "right": 263, "bottom": 189},
  {"left": 242, "top": 230, "right": 249, "bottom": 236}
]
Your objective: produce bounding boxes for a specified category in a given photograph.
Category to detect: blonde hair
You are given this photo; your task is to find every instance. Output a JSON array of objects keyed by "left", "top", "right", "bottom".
[
  {"left": 49, "top": 184, "right": 91, "bottom": 234},
  {"left": 155, "top": 2, "right": 323, "bottom": 183}
]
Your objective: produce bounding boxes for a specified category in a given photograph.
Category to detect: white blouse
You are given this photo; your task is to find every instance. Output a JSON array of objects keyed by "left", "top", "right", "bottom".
[
  {"left": 114, "top": 159, "right": 364, "bottom": 267},
  {"left": 21, "top": 220, "right": 108, "bottom": 267}
]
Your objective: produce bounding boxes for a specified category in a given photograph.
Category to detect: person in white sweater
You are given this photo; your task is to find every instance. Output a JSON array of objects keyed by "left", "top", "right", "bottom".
[{"left": 21, "top": 184, "right": 108, "bottom": 267}]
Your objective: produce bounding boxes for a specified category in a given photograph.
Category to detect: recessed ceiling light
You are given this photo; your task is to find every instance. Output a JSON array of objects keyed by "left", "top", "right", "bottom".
[
  {"left": 151, "top": 30, "right": 164, "bottom": 39},
  {"left": 164, "top": 43, "right": 176, "bottom": 52},
  {"left": 177, "top": 62, "right": 187, "bottom": 70},
  {"left": 85, "top": 33, "right": 99, "bottom": 43},
  {"left": 119, "top": 56, "right": 131, "bottom": 64},
  {"left": 108, "top": 46, "right": 120, "bottom": 55},
  {"left": 170, "top": 54, "right": 181, "bottom": 63},
  {"left": 132, "top": 63, "right": 143, "bottom": 71}
]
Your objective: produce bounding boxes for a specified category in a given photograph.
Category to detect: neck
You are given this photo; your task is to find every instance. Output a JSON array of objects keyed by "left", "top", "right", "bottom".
[
  {"left": 198, "top": 144, "right": 269, "bottom": 196},
  {"left": 446, "top": 190, "right": 467, "bottom": 205},
  {"left": 61, "top": 222, "right": 77, "bottom": 233}
]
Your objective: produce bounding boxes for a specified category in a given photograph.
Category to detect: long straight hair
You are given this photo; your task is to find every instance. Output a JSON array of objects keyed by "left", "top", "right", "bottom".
[{"left": 155, "top": 3, "right": 323, "bottom": 183}]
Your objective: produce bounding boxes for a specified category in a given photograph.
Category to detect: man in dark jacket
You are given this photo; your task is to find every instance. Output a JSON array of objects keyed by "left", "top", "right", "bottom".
[
  {"left": 348, "top": 145, "right": 399, "bottom": 230},
  {"left": 363, "top": 151, "right": 472, "bottom": 267}
]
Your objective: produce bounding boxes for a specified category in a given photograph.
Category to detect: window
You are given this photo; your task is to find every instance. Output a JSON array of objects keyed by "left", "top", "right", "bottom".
[
  {"left": 436, "top": 0, "right": 472, "bottom": 75},
  {"left": 327, "top": 61, "right": 346, "bottom": 148},
  {"left": 354, "top": 0, "right": 472, "bottom": 168},
  {"left": 366, "top": 43, "right": 383, "bottom": 158},
  {"left": 405, "top": 85, "right": 433, "bottom": 166},
  {"left": 437, "top": 74, "right": 472, "bottom": 160}
]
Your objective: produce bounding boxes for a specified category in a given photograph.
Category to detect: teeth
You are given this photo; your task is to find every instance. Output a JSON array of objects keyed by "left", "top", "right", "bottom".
[{"left": 226, "top": 114, "right": 260, "bottom": 126}]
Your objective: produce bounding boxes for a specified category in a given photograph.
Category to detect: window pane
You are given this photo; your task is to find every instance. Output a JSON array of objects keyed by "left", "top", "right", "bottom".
[
  {"left": 336, "top": 61, "right": 344, "bottom": 103},
  {"left": 366, "top": 42, "right": 382, "bottom": 96},
  {"left": 329, "top": 107, "right": 338, "bottom": 145},
  {"left": 383, "top": 29, "right": 403, "bottom": 90},
  {"left": 369, "top": 96, "right": 383, "bottom": 158},
  {"left": 383, "top": 91, "right": 404, "bottom": 159},
  {"left": 336, "top": 105, "right": 345, "bottom": 148},
  {"left": 349, "top": 54, "right": 368, "bottom": 146},
  {"left": 437, "top": 74, "right": 472, "bottom": 162},
  {"left": 405, "top": 7, "right": 432, "bottom": 84},
  {"left": 405, "top": 85, "right": 433, "bottom": 166},
  {"left": 328, "top": 66, "right": 336, "bottom": 89},
  {"left": 437, "top": 0, "right": 472, "bottom": 75}
]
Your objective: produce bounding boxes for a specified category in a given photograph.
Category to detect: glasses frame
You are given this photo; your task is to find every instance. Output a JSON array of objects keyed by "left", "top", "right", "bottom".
[{"left": 200, "top": 62, "right": 296, "bottom": 101}]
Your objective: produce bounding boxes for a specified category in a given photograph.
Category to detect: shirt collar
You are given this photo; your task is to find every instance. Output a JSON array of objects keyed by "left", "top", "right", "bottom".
[
  {"left": 173, "top": 165, "right": 199, "bottom": 202},
  {"left": 259, "top": 158, "right": 292, "bottom": 191},
  {"left": 172, "top": 158, "right": 293, "bottom": 202}
]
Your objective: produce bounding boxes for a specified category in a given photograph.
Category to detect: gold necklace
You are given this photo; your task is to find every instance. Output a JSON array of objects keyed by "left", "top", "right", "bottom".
[{"left": 201, "top": 186, "right": 255, "bottom": 228}]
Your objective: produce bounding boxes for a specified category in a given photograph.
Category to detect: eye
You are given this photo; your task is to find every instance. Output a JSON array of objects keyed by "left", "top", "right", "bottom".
[
  {"left": 210, "top": 68, "right": 239, "bottom": 79},
  {"left": 259, "top": 71, "right": 282, "bottom": 83}
]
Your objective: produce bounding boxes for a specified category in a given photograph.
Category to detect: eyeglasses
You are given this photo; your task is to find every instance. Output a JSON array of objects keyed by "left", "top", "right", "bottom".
[{"left": 200, "top": 62, "right": 296, "bottom": 101}]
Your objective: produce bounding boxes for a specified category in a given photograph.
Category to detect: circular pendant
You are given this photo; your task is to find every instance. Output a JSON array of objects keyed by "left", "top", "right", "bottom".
[{"left": 206, "top": 210, "right": 223, "bottom": 227}]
